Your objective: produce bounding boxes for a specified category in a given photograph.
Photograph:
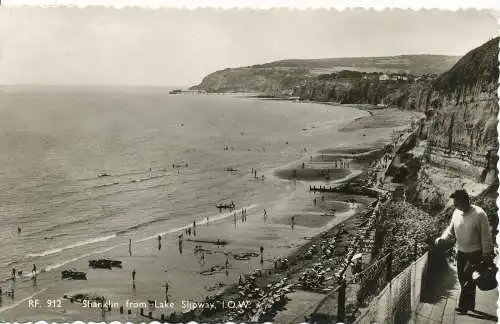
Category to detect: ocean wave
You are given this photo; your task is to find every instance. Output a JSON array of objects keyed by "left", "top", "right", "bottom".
[
  {"left": 93, "top": 181, "right": 121, "bottom": 189},
  {"left": 26, "top": 234, "right": 116, "bottom": 258},
  {"left": 43, "top": 245, "right": 118, "bottom": 272},
  {"left": 27, "top": 203, "right": 258, "bottom": 259},
  {"left": 13, "top": 169, "right": 149, "bottom": 192},
  {"left": 30, "top": 183, "right": 169, "bottom": 236},
  {"left": 116, "top": 216, "right": 170, "bottom": 235},
  {"left": 30, "top": 216, "right": 103, "bottom": 236},
  {"left": 0, "top": 203, "right": 260, "bottom": 288},
  {"left": 51, "top": 173, "right": 168, "bottom": 199},
  {"left": 135, "top": 203, "right": 259, "bottom": 243}
]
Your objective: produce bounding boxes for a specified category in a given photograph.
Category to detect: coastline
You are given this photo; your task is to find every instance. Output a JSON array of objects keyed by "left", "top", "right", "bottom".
[{"left": 0, "top": 94, "right": 417, "bottom": 323}]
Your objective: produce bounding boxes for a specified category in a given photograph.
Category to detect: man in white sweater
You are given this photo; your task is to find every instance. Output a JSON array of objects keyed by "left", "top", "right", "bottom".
[{"left": 435, "top": 189, "right": 494, "bottom": 314}]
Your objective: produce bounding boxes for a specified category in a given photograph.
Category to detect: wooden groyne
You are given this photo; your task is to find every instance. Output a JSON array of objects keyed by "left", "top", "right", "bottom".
[
  {"left": 309, "top": 184, "right": 382, "bottom": 198},
  {"left": 309, "top": 185, "right": 337, "bottom": 193},
  {"left": 186, "top": 238, "right": 228, "bottom": 246}
]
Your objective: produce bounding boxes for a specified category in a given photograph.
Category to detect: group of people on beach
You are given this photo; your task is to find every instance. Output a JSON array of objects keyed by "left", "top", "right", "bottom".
[
  {"left": 232, "top": 208, "right": 248, "bottom": 225},
  {"left": 334, "top": 159, "right": 352, "bottom": 168},
  {"left": 184, "top": 222, "right": 196, "bottom": 237},
  {"left": 0, "top": 263, "right": 39, "bottom": 300},
  {"left": 251, "top": 168, "right": 265, "bottom": 181}
]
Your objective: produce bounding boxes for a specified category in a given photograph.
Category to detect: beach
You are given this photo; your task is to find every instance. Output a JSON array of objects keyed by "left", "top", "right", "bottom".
[{"left": 0, "top": 88, "right": 419, "bottom": 322}]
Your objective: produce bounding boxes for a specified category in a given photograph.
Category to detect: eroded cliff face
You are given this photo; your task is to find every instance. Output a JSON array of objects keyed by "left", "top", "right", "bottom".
[
  {"left": 291, "top": 78, "right": 433, "bottom": 106},
  {"left": 386, "top": 37, "right": 499, "bottom": 216},
  {"left": 424, "top": 37, "right": 499, "bottom": 186},
  {"left": 427, "top": 82, "right": 498, "bottom": 157}
]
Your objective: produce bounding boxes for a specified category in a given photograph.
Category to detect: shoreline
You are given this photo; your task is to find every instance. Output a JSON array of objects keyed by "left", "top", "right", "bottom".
[{"left": 0, "top": 94, "right": 417, "bottom": 323}]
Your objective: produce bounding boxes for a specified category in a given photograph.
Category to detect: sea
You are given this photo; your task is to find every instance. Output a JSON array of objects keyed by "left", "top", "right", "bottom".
[{"left": 0, "top": 86, "right": 366, "bottom": 289}]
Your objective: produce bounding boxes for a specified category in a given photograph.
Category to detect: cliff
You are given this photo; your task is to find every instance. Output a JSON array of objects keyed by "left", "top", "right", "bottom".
[
  {"left": 426, "top": 37, "right": 499, "bottom": 166},
  {"left": 190, "top": 55, "right": 459, "bottom": 98},
  {"left": 190, "top": 67, "right": 312, "bottom": 94},
  {"left": 391, "top": 37, "right": 499, "bottom": 216}
]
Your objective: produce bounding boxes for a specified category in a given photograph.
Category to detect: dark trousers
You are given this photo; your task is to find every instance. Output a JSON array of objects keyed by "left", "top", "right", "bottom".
[{"left": 457, "top": 250, "right": 483, "bottom": 310}]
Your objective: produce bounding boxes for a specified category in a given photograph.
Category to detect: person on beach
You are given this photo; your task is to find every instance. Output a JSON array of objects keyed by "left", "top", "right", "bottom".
[
  {"left": 162, "top": 282, "right": 169, "bottom": 302},
  {"left": 158, "top": 235, "right": 162, "bottom": 250},
  {"left": 206, "top": 216, "right": 209, "bottom": 225},
  {"left": 9, "top": 279, "right": 14, "bottom": 298},
  {"left": 11, "top": 268, "right": 15, "bottom": 280},
  {"left": 32, "top": 264, "right": 36, "bottom": 277},
  {"left": 199, "top": 252, "right": 205, "bottom": 265},
  {"left": 178, "top": 234, "right": 183, "bottom": 254},
  {"left": 132, "top": 269, "right": 136, "bottom": 282},
  {"left": 129, "top": 239, "right": 132, "bottom": 256},
  {"left": 434, "top": 189, "right": 494, "bottom": 315},
  {"left": 263, "top": 209, "right": 268, "bottom": 221},
  {"left": 225, "top": 256, "right": 230, "bottom": 269},
  {"left": 291, "top": 216, "right": 295, "bottom": 230},
  {"left": 313, "top": 198, "right": 317, "bottom": 206}
]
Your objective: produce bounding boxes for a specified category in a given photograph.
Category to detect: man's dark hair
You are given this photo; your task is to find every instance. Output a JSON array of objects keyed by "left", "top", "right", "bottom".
[{"left": 450, "top": 189, "right": 470, "bottom": 203}]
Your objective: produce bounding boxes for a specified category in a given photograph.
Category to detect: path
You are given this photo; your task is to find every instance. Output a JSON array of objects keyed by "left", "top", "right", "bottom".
[{"left": 415, "top": 262, "right": 498, "bottom": 324}]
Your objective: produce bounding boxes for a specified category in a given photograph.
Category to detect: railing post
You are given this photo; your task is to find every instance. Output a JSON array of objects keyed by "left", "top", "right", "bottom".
[
  {"left": 386, "top": 250, "right": 393, "bottom": 322},
  {"left": 386, "top": 250, "right": 393, "bottom": 282},
  {"left": 414, "top": 241, "right": 418, "bottom": 261},
  {"left": 337, "top": 279, "right": 347, "bottom": 323}
]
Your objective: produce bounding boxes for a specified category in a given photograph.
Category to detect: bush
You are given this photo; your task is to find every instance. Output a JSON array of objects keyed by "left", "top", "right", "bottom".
[{"left": 376, "top": 200, "right": 441, "bottom": 273}]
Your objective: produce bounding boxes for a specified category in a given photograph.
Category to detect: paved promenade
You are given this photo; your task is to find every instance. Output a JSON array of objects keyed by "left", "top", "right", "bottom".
[{"left": 415, "top": 262, "right": 498, "bottom": 324}]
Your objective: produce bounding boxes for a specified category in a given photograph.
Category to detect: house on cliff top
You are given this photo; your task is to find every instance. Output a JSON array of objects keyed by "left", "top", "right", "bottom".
[{"left": 379, "top": 74, "right": 389, "bottom": 81}]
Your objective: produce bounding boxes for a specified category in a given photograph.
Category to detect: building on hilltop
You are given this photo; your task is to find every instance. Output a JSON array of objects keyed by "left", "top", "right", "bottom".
[{"left": 379, "top": 74, "right": 389, "bottom": 81}]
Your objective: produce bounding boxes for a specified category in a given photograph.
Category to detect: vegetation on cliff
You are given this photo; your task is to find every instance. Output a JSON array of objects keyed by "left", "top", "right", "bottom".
[
  {"left": 190, "top": 55, "right": 458, "bottom": 102},
  {"left": 434, "top": 37, "right": 499, "bottom": 92},
  {"left": 258, "top": 55, "right": 459, "bottom": 74}
]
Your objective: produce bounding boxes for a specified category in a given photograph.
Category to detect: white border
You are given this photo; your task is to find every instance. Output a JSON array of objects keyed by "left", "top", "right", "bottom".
[{"left": 1, "top": 0, "right": 500, "bottom": 9}]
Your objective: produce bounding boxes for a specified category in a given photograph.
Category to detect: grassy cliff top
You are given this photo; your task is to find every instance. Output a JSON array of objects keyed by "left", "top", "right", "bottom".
[
  {"left": 434, "top": 37, "right": 499, "bottom": 91},
  {"left": 257, "top": 54, "right": 460, "bottom": 75}
]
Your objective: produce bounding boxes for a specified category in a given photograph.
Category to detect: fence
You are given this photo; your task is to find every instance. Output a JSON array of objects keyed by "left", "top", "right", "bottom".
[
  {"left": 307, "top": 245, "right": 428, "bottom": 324},
  {"left": 353, "top": 252, "right": 428, "bottom": 324}
]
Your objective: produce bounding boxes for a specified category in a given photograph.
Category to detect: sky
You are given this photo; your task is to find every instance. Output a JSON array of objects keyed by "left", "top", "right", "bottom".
[{"left": 0, "top": 7, "right": 497, "bottom": 86}]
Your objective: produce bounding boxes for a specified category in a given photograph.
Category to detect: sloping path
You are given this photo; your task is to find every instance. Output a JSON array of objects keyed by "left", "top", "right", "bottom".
[{"left": 415, "top": 262, "right": 498, "bottom": 324}]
